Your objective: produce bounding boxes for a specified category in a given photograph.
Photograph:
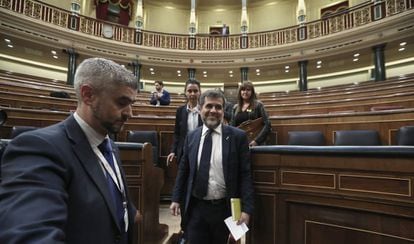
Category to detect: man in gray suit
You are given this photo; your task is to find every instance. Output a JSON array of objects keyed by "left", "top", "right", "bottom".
[
  {"left": 170, "top": 90, "right": 254, "bottom": 244},
  {"left": 0, "top": 58, "right": 140, "bottom": 244}
]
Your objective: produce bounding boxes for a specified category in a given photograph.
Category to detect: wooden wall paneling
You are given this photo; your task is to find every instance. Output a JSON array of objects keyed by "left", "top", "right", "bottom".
[
  {"left": 118, "top": 142, "right": 168, "bottom": 244},
  {"left": 248, "top": 146, "right": 414, "bottom": 244}
]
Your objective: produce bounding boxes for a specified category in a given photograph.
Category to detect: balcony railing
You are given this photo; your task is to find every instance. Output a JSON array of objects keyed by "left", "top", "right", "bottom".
[{"left": 0, "top": 0, "right": 413, "bottom": 51}]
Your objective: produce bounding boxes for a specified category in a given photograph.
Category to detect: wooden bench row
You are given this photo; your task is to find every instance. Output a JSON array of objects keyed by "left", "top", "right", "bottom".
[
  {"left": 2, "top": 84, "right": 414, "bottom": 117},
  {"left": 2, "top": 106, "right": 413, "bottom": 148},
  {"left": 3, "top": 106, "right": 412, "bottom": 196},
  {"left": 258, "top": 74, "right": 414, "bottom": 99},
  {"left": 259, "top": 78, "right": 414, "bottom": 104},
  {"left": 0, "top": 78, "right": 186, "bottom": 108},
  {"left": 249, "top": 145, "right": 414, "bottom": 243}
]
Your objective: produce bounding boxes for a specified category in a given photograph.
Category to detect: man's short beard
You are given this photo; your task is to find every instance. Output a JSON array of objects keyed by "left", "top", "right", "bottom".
[
  {"left": 91, "top": 104, "right": 123, "bottom": 134},
  {"left": 204, "top": 118, "right": 221, "bottom": 129}
]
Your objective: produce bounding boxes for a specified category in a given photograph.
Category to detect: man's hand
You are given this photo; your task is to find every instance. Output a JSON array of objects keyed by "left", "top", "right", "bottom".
[
  {"left": 237, "top": 212, "right": 250, "bottom": 226},
  {"left": 249, "top": 140, "right": 258, "bottom": 147},
  {"left": 170, "top": 202, "right": 181, "bottom": 216},
  {"left": 134, "top": 210, "right": 143, "bottom": 223},
  {"left": 166, "top": 153, "right": 175, "bottom": 166}
]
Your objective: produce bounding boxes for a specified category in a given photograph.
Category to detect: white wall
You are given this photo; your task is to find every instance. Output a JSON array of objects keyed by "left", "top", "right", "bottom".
[
  {"left": 197, "top": 8, "right": 241, "bottom": 34},
  {"left": 144, "top": 4, "right": 190, "bottom": 34},
  {"left": 307, "top": 0, "right": 368, "bottom": 22},
  {"left": 248, "top": 2, "right": 297, "bottom": 32},
  {"left": 386, "top": 60, "right": 414, "bottom": 78},
  {"left": 0, "top": 57, "right": 67, "bottom": 82}
]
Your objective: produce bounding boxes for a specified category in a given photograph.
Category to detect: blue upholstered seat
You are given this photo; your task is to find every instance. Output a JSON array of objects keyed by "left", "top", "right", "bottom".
[
  {"left": 126, "top": 130, "right": 159, "bottom": 166},
  {"left": 396, "top": 126, "right": 414, "bottom": 145},
  {"left": 334, "top": 130, "right": 381, "bottom": 146},
  {"left": 288, "top": 131, "right": 325, "bottom": 146}
]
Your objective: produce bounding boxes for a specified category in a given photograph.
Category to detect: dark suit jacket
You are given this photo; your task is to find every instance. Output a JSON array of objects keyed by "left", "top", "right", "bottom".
[
  {"left": 172, "top": 125, "right": 254, "bottom": 218},
  {"left": 0, "top": 115, "right": 136, "bottom": 244},
  {"left": 150, "top": 89, "right": 171, "bottom": 106},
  {"left": 170, "top": 105, "right": 202, "bottom": 163}
]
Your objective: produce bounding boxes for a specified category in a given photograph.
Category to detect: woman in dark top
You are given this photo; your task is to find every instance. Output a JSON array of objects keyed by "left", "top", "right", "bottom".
[{"left": 231, "top": 81, "right": 271, "bottom": 146}]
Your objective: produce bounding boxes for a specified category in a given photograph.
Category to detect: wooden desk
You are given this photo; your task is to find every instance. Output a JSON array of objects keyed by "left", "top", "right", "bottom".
[{"left": 249, "top": 146, "right": 414, "bottom": 244}]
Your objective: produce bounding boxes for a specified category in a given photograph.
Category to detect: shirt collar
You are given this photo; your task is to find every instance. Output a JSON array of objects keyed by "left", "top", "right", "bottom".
[
  {"left": 73, "top": 112, "right": 107, "bottom": 147},
  {"left": 202, "top": 123, "right": 222, "bottom": 136},
  {"left": 186, "top": 103, "right": 200, "bottom": 113}
]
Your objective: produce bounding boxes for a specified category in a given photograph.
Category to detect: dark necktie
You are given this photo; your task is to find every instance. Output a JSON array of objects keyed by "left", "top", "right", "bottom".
[
  {"left": 194, "top": 129, "right": 213, "bottom": 198},
  {"left": 98, "top": 139, "right": 125, "bottom": 232}
]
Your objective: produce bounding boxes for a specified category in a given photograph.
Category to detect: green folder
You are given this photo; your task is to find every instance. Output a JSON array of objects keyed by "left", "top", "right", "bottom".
[{"left": 231, "top": 198, "right": 241, "bottom": 221}]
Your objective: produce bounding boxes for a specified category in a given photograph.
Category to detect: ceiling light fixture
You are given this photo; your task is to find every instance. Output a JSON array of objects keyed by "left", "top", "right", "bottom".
[
  {"left": 398, "top": 47, "right": 405, "bottom": 52},
  {"left": 400, "top": 42, "right": 407, "bottom": 46},
  {"left": 353, "top": 58, "right": 359, "bottom": 62},
  {"left": 353, "top": 53, "right": 360, "bottom": 57}
]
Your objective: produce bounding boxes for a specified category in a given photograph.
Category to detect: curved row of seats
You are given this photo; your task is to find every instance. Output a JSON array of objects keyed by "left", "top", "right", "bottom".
[
  {"left": 2, "top": 78, "right": 413, "bottom": 117},
  {"left": 1, "top": 71, "right": 413, "bottom": 147},
  {"left": 258, "top": 74, "right": 414, "bottom": 99},
  {"left": 287, "top": 127, "right": 414, "bottom": 146}
]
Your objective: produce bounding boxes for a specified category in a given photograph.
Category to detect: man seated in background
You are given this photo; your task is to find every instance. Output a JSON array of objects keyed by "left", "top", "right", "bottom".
[{"left": 150, "top": 80, "right": 171, "bottom": 106}]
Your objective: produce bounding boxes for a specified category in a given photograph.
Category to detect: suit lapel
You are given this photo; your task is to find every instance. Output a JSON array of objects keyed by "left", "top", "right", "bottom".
[
  {"left": 222, "top": 125, "right": 231, "bottom": 181},
  {"left": 181, "top": 106, "right": 189, "bottom": 132},
  {"left": 64, "top": 116, "right": 121, "bottom": 231},
  {"left": 188, "top": 128, "right": 202, "bottom": 180}
]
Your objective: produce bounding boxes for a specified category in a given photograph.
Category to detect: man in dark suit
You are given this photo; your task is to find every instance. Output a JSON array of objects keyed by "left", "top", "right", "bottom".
[
  {"left": 170, "top": 90, "right": 254, "bottom": 244},
  {"left": 150, "top": 80, "right": 171, "bottom": 106},
  {"left": 0, "top": 58, "right": 140, "bottom": 244}
]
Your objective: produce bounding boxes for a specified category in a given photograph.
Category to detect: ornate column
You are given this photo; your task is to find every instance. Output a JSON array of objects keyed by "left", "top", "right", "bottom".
[
  {"left": 64, "top": 48, "right": 77, "bottom": 86},
  {"left": 188, "top": 0, "right": 197, "bottom": 50},
  {"left": 130, "top": 60, "right": 142, "bottom": 92},
  {"left": 135, "top": 0, "right": 144, "bottom": 29},
  {"left": 69, "top": 0, "right": 80, "bottom": 30},
  {"left": 240, "top": 0, "right": 248, "bottom": 48},
  {"left": 240, "top": 67, "right": 248, "bottom": 82},
  {"left": 296, "top": 0, "right": 307, "bottom": 40},
  {"left": 298, "top": 60, "right": 308, "bottom": 91},
  {"left": 135, "top": 0, "right": 143, "bottom": 44},
  {"left": 373, "top": 44, "right": 386, "bottom": 81},
  {"left": 188, "top": 68, "right": 196, "bottom": 80},
  {"left": 372, "top": 0, "right": 385, "bottom": 21},
  {"left": 296, "top": 0, "right": 306, "bottom": 24}
]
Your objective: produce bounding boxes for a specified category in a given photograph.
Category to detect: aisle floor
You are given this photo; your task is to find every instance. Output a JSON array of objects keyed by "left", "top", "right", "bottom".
[{"left": 158, "top": 203, "right": 246, "bottom": 244}]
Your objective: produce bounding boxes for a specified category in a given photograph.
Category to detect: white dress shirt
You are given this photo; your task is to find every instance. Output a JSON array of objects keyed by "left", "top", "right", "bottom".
[{"left": 197, "top": 124, "right": 226, "bottom": 200}]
